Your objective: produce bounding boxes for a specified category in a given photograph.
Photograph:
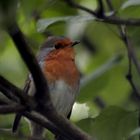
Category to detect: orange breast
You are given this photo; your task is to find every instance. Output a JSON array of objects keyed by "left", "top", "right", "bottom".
[{"left": 43, "top": 47, "right": 80, "bottom": 88}]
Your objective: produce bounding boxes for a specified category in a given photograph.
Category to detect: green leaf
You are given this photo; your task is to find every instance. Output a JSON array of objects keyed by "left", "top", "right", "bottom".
[
  {"left": 76, "top": 118, "right": 95, "bottom": 135},
  {"left": 77, "top": 55, "right": 122, "bottom": 102},
  {"left": 128, "top": 127, "right": 140, "bottom": 139},
  {"left": 93, "top": 106, "right": 139, "bottom": 140},
  {"left": 75, "top": 106, "right": 138, "bottom": 140},
  {"left": 121, "top": 0, "right": 140, "bottom": 9},
  {"left": 76, "top": 106, "right": 138, "bottom": 140},
  {"left": 0, "top": 0, "right": 18, "bottom": 27},
  {"left": 20, "top": 0, "right": 46, "bottom": 16},
  {"left": 37, "top": 15, "right": 95, "bottom": 32}
]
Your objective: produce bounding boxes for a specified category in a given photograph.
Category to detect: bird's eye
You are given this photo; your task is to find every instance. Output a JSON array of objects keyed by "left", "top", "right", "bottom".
[{"left": 55, "top": 43, "right": 62, "bottom": 49}]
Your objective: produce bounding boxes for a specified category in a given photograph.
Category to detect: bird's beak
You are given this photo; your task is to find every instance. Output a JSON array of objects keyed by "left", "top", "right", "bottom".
[{"left": 72, "top": 41, "right": 80, "bottom": 47}]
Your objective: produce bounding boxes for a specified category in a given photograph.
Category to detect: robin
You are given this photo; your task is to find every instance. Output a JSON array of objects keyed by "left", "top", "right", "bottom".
[{"left": 12, "top": 36, "right": 80, "bottom": 140}]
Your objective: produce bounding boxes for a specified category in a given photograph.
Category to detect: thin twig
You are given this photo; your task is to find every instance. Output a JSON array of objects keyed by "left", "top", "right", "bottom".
[
  {"left": 64, "top": 0, "right": 140, "bottom": 26},
  {"left": 0, "top": 78, "right": 19, "bottom": 102},
  {"left": 119, "top": 26, "right": 140, "bottom": 98},
  {"left": 104, "top": 0, "right": 140, "bottom": 100},
  {"left": 63, "top": 0, "right": 97, "bottom": 16},
  {"left": 99, "top": 16, "right": 140, "bottom": 26},
  {"left": 120, "top": 27, "right": 140, "bottom": 140},
  {"left": 96, "top": 0, "right": 104, "bottom": 18},
  {"left": 0, "top": 75, "right": 27, "bottom": 104}
]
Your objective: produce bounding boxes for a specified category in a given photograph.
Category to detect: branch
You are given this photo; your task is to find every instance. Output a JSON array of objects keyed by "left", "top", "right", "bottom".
[
  {"left": 98, "top": 17, "right": 140, "bottom": 26},
  {"left": 0, "top": 75, "right": 37, "bottom": 113},
  {"left": 96, "top": 0, "right": 104, "bottom": 18},
  {"left": 7, "top": 23, "right": 51, "bottom": 105},
  {"left": 23, "top": 112, "right": 72, "bottom": 140},
  {"left": 0, "top": 74, "right": 92, "bottom": 140},
  {"left": 111, "top": 3, "right": 140, "bottom": 105},
  {"left": 64, "top": 0, "right": 104, "bottom": 18},
  {"left": 104, "top": 0, "right": 140, "bottom": 102},
  {"left": 0, "top": 99, "right": 70, "bottom": 140},
  {"left": 63, "top": 0, "right": 97, "bottom": 16},
  {"left": 0, "top": 75, "right": 27, "bottom": 104},
  {"left": 119, "top": 26, "right": 140, "bottom": 100},
  {"left": 64, "top": 0, "right": 140, "bottom": 26},
  {"left": 0, "top": 78, "right": 19, "bottom": 102},
  {"left": 0, "top": 104, "right": 25, "bottom": 114},
  {"left": 0, "top": 102, "right": 74, "bottom": 140}
]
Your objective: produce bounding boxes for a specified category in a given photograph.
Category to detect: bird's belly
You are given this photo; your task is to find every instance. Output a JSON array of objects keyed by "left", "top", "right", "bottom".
[{"left": 49, "top": 80, "right": 76, "bottom": 116}]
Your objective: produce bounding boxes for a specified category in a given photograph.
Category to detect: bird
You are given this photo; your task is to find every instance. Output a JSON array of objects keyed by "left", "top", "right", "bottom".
[{"left": 12, "top": 36, "right": 80, "bottom": 140}]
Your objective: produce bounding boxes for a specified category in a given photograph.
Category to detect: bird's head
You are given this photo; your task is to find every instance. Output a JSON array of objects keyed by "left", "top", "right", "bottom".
[{"left": 38, "top": 36, "right": 80, "bottom": 61}]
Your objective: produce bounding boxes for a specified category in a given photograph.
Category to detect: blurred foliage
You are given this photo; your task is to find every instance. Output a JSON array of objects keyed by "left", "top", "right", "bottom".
[
  {"left": 0, "top": 0, "right": 140, "bottom": 140},
  {"left": 76, "top": 106, "right": 138, "bottom": 140}
]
